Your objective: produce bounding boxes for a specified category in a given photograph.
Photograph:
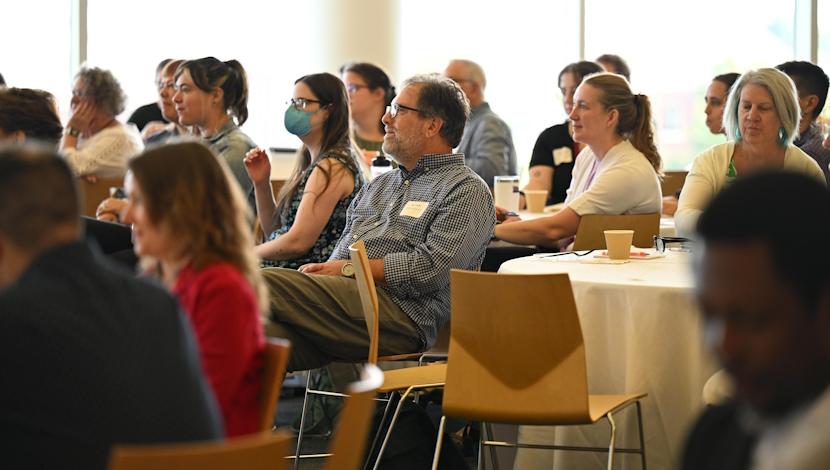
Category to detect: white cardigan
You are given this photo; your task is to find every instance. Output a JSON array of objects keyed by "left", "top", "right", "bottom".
[
  {"left": 675, "top": 141, "right": 825, "bottom": 236},
  {"left": 63, "top": 123, "right": 144, "bottom": 178}
]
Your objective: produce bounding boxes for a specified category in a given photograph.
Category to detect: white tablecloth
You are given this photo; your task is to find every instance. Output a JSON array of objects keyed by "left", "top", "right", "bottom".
[{"left": 499, "top": 251, "right": 715, "bottom": 469}]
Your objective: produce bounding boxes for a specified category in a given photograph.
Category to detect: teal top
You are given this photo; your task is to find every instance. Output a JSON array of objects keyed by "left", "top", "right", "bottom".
[{"left": 205, "top": 120, "right": 256, "bottom": 209}]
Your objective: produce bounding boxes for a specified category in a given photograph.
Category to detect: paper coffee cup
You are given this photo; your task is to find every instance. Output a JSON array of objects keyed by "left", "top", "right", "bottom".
[
  {"left": 604, "top": 230, "right": 634, "bottom": 260},
  {"left": 524, "top": 190, "right": 548, "bottom": 213},
  {"left": 493, "top": 175, "right": 520, "bottom": 212}
]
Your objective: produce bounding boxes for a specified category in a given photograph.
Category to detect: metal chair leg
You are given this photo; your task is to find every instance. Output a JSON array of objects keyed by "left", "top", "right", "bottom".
[
  {"left": 431, "top": 415, "right": 447, "bottom": 470},
  {"left": 483, "top": 423, "right": 500, "bottom": 470},
  {"left": 372, "top": 387, "right": 416, "bottom": 470},
  {"left": 636, "top": 401, "right": 647, "bottom": 470},
  {"left": 363, "top": 392, "right": 397, "bottom": 470},
  {"left": 606, "top": 411, "right": 617, "bottom": 470},
  {"left": 477, "top": 423, "right": 484, "bottom": 470},
  {"left": 293, "top": 369, "right": 315, "bottom": 470}
]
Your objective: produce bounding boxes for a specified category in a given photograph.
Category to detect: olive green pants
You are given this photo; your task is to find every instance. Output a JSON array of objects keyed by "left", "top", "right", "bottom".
[{"left": 261, "top": 267, "right": 421, "bottom": 372}]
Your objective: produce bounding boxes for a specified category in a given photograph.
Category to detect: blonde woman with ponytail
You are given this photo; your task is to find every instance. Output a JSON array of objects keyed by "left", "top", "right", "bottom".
[{"left": 495, "top": 72, "right": 662, "bottom": 248}]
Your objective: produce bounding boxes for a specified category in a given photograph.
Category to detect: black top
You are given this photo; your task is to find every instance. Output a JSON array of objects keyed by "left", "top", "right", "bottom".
[
  {"left": 0, "top": 242, "right": 222, "bottom": 469},
  {"left": 681, "top": 403, "right": 757, "bottom": 470},
  {"left": 528, "top": 121, "right": 577, "bottom": 204},
  {"left": 127, "top": 102, "right": 165, "bottom": 131}
]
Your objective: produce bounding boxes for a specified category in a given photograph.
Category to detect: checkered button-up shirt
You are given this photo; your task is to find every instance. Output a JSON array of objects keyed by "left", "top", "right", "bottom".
[{"left": 330, "top": 153, "right": 495, "bottom": 348}]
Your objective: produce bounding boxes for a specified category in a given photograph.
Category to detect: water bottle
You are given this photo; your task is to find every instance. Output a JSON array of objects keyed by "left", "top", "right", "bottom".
[{"left": 371, "top": 154, "right": 393, "bottom": 179}]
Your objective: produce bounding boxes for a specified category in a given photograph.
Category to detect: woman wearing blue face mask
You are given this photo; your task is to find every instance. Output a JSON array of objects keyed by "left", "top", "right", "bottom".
[{"left": 244, "top": 73, "right": 363, "bottom": 268}]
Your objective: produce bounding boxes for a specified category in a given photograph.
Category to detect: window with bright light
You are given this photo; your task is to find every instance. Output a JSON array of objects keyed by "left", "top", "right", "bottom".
[
  {"left": 818, "top": 1, "right": 830, "bottom": 119},
  {"left": 0, "top": 2, "right": 73, "bottom": 121},
  {"left": 395, "top": 0, "right": 580, "bottom": 178},
  {"left": 586, "top": 0, "right": 797, "bottom": 169},
  {"left": 86, "top": 0, "right": 324, "bottom": 149},
  {"left": 4, "top": 1, "right": 820, "bottom": 174}
]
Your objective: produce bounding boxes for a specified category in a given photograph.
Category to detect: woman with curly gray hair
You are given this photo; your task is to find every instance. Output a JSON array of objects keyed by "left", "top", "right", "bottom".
[{"left": 61, "top": 66, "right": 143, "bottom": 178}]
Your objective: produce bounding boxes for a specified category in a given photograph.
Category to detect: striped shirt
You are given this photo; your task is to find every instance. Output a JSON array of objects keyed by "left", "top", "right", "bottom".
[{"left": 329, "top": 153, "right": 495, "bottom": 348}]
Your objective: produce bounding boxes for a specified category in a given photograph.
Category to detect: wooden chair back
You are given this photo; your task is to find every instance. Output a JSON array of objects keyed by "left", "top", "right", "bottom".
[
  {"left": 108, "top": 431, "right": 292, "bottom": 470},
  {"left": 78, "top": 177, "right": 125, "bottom": 218},
  {"left": 429, "top": 321, "right": 451, "bottom": 355},
  {"left": 443, "top": 270, "right": 591, "bottom": 425},
  {"left": 324, "top": 363, "right": 384, "bottom": 470},
  {"left": 572, "top": 213, "right": 660, "bottom": 250},
  {"left": 661, "top": 170, "right": 688, "bottom": 196},
  {"left": 259, "top": 338, "right": 291, "bottom": 432},
  {"left": 349, "top": 240, "right": 379, "bottom": 365}
]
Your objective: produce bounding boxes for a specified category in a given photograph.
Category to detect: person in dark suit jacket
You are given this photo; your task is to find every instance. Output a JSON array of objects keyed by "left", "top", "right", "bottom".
[
  {"left": 683, "top": 172, "right": 830, "bottom": 470},
  {"left": 0, "top": 145, "right": 222, "bottom": 470}
]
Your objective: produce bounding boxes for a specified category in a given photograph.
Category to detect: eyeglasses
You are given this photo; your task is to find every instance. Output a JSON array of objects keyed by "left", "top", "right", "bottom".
[
  {"left": 288, "top": 97, "right": 321, "bottom": 110},
  {"left": 534, "top": 250, "right": 595, "bottom": 258},
  {"left": 386, "top": 103, "right": 424, "bottom": 118},
  {"left": 157, "top": 81, "right": 176, "bottom": 92},
  {"left": 346, "top": 84, "right": 368, "bottom": 94},
  {"left": 446, "top": 76, "right": 470, "bottom": 85},
  {"left": 653, "top": 235, "right": 691, "bottom": 253}
]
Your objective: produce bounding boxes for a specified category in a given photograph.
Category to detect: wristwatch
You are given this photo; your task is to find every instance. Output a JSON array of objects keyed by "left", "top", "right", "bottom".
[
  {"left": 341, "top": 262, "right": 355, "bottom": 278},
  {"left": 64, "top": 126, "right": 81, "bottom": 138}
]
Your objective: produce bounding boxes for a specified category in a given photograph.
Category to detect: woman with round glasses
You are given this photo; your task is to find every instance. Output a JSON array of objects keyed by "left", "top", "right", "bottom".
[
  {"left": 340, "top": 62, "right": 395, "bottom": 167},
  {"left": 675, "top": 68, "right": 825, "bottom": 237},
  {"left": 172, "top": 57, "right": 257, "bottom": 208},
  {"left": 495, "top": 72, "right": 662, "bottom": 248},
  {"left": 244, "top": 73, "right": 362, "bottom": 268}
]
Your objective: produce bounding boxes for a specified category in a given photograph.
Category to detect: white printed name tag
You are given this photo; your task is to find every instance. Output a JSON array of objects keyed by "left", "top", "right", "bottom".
[
  {"left": 553, "top": 147, "right": 573, "bottom": 165},
  {"left": 400, "top": 201, "right": 429, "bottom": 218}
]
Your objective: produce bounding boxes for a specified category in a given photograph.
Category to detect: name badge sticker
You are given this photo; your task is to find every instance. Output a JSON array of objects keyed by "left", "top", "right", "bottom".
[
  {"left": 553, "top": 147, "right": 573, "bottom": 165},
  {"left": 400, "top": 201, "right": 429, "bottom": 218}
]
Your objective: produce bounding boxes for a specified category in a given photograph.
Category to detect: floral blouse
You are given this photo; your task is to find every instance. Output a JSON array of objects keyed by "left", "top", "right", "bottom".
[{"left": 261, "top": 151, "right": 363, "bottom": 268}]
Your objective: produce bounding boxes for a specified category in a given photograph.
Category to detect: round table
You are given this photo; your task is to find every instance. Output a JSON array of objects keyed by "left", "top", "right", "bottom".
[{"left": 499, "top": 251, "right": 715, "bottom": 470}]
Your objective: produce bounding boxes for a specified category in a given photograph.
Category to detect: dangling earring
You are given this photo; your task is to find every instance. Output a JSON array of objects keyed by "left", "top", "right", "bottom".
[
  {"left": 778, "top": 127, "right": 787, "bottom": 146},
  {"left": 735, "top": 127, "right": 742, "bottom": 141}
]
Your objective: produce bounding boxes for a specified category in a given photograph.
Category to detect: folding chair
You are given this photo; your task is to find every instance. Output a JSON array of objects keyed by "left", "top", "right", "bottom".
[
  {"left": 432, "top": 270, "right": 647, "bottom": 470},
  {"left": 108, "top": 431, "right": 292, "bottom": 470},
  {"left": 573, "top": 213, "right": 660, "bottom": 250},
  {"left": 78, "top": 177, "right": 125, "bottom": 218},
  {"left": 292, "top": 240, "right": 445, "bottom": 469},
  {"left": 260, "top": 338, "right": 291, "bottom": 432}
]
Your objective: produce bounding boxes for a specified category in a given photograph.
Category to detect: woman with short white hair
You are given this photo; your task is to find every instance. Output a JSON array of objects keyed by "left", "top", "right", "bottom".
[{"left": 676, "top": 68, "right": 826, "bottom": 237}]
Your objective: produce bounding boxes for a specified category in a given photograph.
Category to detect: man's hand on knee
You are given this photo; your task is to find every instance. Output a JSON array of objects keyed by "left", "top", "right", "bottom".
[{"left": 298, "top": 260, "right": 349, "bottom": 277}]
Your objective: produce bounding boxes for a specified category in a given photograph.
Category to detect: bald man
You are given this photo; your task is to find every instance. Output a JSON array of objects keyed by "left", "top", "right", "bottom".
[{"left": 444, "top": 59, "right": 516, "bottom": 189}]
